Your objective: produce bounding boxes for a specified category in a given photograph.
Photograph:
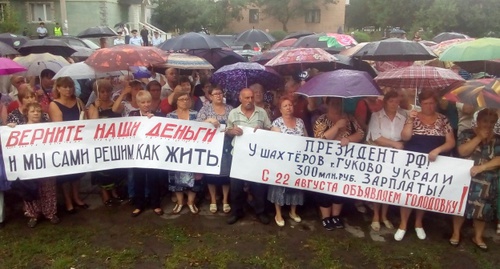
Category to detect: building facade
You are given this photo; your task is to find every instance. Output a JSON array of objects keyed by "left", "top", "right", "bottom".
[
  {"left": 227, "top": 0, "right": 347, "bottom": 34},
  {"left": 1, "top": 0, "right": 153, "bottom": 37}
]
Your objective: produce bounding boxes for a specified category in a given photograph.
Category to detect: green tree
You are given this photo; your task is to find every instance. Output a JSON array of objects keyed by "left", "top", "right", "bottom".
[
  {"left": 345, "top": 0, "right": 373, "bottom": 31},
  {"left": 253, "top": 0, "right": 338, "bottom": 32},
  {"left": 369, "top": 0, "right": 431, "bottom": 30},
  {"left": 151, "top": 0, "right": 246, "bottom": 34},
  {"left": 414, "top": 0, "right": 459, "bottom": 36},
  {"left": 0, "top": 5, "right": 19, "bottom": 33}
]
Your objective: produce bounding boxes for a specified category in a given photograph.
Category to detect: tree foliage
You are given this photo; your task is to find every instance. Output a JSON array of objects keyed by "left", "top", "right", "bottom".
[
  {"left": 253, "top": 0, "right": 338, "bottom": 32},
  {"left": 0, "top": 5, "right": 19, "bottom": 33},
  {"left": 345, "top": 0, "right": 500, "bottom": 38},
  {"left": 151, "top": 0, "right": 246, "bottom": 34}
]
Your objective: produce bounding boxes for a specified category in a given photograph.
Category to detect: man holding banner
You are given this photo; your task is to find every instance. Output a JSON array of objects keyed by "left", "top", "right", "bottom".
[{"left": 225, "top": 88, "right": 272, "bottom": 225}]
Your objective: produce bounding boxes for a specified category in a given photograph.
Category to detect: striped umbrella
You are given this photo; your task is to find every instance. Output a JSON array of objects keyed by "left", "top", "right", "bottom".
[
  {"left": 161, "top": 53, "right": 213, "bottom": 69},
  {"left": 374, "top": 65, "right": 464, "bottom": 90},
  {"left": 445, "top": 79, "right": 500, "bottom": 108}
]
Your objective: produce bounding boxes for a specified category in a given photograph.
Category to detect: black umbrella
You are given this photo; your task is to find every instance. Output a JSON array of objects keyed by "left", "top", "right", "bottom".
[
  {"left": 332, "top": 54, "right": 378, "bottom": 78},
  {"left": 432, "top": 32, "right": 470, "bottom": 43},
  {"left": 351, "top": 38, "right": 437, "bottom": 61},
  {"left": 158, "top": 32, "right": 228, "bottom": 51},
  {"left": 186, "top": 48, "right": 246, "bottom": 70},
  {"left": 235, "top": 29, "right": 275, "bottom": 43},
  {"left": 18, "top": 39, "right": 77, "bottom": 58},
  {"left": 283, "top": 31, "right": 315, "bottom": 40},
  {"left": 0, "top": 41, "right": 20, "bottom": 56},
  {"left": 77, "top": 26, "right": 118, "bottom": 38},
  {"left": 0, "top": 33, "right": 29, "bottom": 49}
]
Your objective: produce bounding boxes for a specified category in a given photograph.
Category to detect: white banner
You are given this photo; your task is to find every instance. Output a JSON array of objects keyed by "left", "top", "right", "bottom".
[
  {"left": 1, "top": 117, "right": 225, "bottom": 181},
  {"left": 230, "top": 127, "right": 474, "bottom": 216}
]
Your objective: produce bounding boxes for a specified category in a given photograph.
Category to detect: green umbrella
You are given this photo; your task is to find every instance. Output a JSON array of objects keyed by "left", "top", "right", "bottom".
[{"left": 439, "top": 37, "right": 500, "bottom": 62}]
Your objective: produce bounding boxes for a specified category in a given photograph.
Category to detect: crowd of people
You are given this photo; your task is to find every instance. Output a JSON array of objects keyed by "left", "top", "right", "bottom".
[{"left": 0, "top": 62, "right": 498, "bottom": 251}]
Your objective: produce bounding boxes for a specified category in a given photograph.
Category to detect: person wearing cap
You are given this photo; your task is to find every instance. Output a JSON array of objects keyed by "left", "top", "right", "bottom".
[
  {"left": 151, "top": 31, "right": 164, "bottom": 46},
  {"left": 114, "top": 32, "right": 126, "bottom": 46},
  {"left": 37, "top": 22, "right": 48, "bottom": 39},
  {"left": 129, "top": 30, "right": 143, "bottom": 46}
]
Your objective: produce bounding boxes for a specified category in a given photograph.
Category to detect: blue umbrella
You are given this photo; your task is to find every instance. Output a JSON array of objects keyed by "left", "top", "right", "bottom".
[
  {"left": 296, "top": 69, "right": 382, "bottom": 98},
  {"left": 210, "top": 62, "right": 282, "bottom": 94}
]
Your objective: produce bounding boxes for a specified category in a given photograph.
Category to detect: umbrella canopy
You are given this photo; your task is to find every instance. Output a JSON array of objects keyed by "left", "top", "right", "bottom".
[
  {"left": 419, "top": 40, "right": 438, "bottom": 47},
  {"left": 432, "top": 32, "right": 470, "bottom": 43},
  {"left": 18, "top": 39, "right": 77, "bottom": 57},
  {"left": 0, "top": 41, "right": 19, "bottom": 56},
  {"left": 77, "top": 26, "right": 118, "bottom": 38},
  {"left": 85, "top": 45, "right": 168, "bottom": 71},
  {"left": 444, "top": 79, "right": 500, "bottom": 108},
  {"left": 430, "top": 38, "right": 475, "bottom": 56},
  {"left": 292, "top": 33, "right": 358, "bottom": 51},
  {"left": 0, "top": 33, "right": 29, "bottom": 49},
  {"left": 250, "top": 48, "right": 287, "bottom": 65},
  {"left": 351, "top": 38, "right": 437, "bottom": 61},
  {"left": 158, "top": 32, "right": 228, "bottom": 51},
  {"left": 14, "top": 53, "right": 70, "bottom": 73},
  {"left": 235, "top": 29, "right": 276, "bottom": 43},
  {"left": 456, "top": 60, "right": 500, "bottom": 77},
  {"left": 271, "top": 38, "right": 296, "bottom": 49},
  {"left": 332, "top": 54, "right": 378, "bottom": 78},
  {"left": 374, "top": 66, "right": 465, "bottom": 90},
  {"left": 297, "top": 70, "right": 382, "bottom": 98},
  {"left": 283, "top": 31, "right": 315, "bottom": 40},
  {"left": 25, "top": 60, "right": 69, "bottom": 77},
  {"left": 210, "top": 62, "right": 282, "bottom": 93},
  {"left": 53, "top": 62, "right": 125, "bottom": 80},
  {"left": 265, "top": 48, "right": 338, "bottom": 75},
  {"left": 0, "top": 58, "right": 27, "bottom": 75},
  {"left": 71, "top": 46, "right": 95, "bottom": 59},
  {"left": 160, "top": 53, "right": 213, "bottom": 70},
  {"left": 186, "top": 48, "right": 246, "bottom": 70},
  {"left": 439, "top": 38, "right": 500, "bottom": 62}
]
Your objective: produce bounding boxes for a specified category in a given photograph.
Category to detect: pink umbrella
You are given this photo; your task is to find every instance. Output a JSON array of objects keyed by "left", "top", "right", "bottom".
[
  {"left": 271, "top": 38, "right": 297, "bottom": 49},
  {"left": 0, "top": 58, "right": 27, "bottom": 75},
  {"left": 265, "top": 47, "right": 338, "bottom": 74}
]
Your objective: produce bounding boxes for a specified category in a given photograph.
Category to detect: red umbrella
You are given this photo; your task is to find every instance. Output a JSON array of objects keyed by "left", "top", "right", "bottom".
[
  {"left": 374, "top": 66, "right": 465, "bottom": 89},
  {"left": 85, "top": 45, "right": 168, "bottom": 71},
  {"left": 265, "top": 48, "right": 338, "bottom": 75},
  {"left": 271, "top": 38, "right": 296, "bottom": 49}
]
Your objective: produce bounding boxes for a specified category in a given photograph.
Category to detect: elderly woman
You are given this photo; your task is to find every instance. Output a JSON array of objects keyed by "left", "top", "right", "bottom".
[
  {"left": 10, "top": 103, "right": 59, "bottom": 227},
  {"left": 167, "top": 91, "right": 203, "bottom": 214},
  {"left": 128, "top": 90, "right": 164, "bottom": 217},
  {"left": 269, "top": 97, "right": 307, "bottom": 227},
  {"left": 48, "top": 77, "right": 88, "bottom": 214},
  {"left": 450, "top": 109, "right": 500, "bottom": 251},
  {"left": 366, "top": 90, "right": 406, "bottom": 231},
  {"left": 197, "top": 86, "right": 233, "bottom": 214},
  {"left": 7, "top": 87, "right": 50, "bottom": 124},
  {"left": 397, "top": 90, "right": 455, "bottom": 241},
  {"left": 313, "top": 97, "right": 364, "bottom": 230}
]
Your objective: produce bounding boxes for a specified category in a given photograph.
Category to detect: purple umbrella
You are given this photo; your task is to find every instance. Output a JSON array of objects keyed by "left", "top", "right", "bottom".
[
  {"left": 210, "top": 62, "right": 282, "bottom": 94},
  {"left": 297, "top": 69, "right": 382, "bottom": 98},
  {"left": 0, "top": 58, "right": 27, "bottom": 75}
]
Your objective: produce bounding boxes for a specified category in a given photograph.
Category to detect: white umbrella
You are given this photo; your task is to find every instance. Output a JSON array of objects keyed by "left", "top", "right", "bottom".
[
  {"left": 25, "top": 59, "right": 69, "bottom": 77},
  {"left": 53, "top": 62, "right": 125, "bottom": 80}
]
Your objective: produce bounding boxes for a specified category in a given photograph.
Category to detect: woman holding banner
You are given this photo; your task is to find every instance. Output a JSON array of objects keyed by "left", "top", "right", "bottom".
[
  {"left": 269, "top": 97, "right": 307, "bottom": 227},
  {"left": 450, "top": 108, "right": 500, "bottom": 251},
  {"left": 167, "top": 91, "right": 203, "bottom": 214},
  {"left": 397, "top": 90, "right": 455, "bottom": 241},
  {"left": 366, "top": 90, "right": 406, "bottom": 231},
  {"left": 196, "top": 86, "right": 233, "bottom": 214},
  {"left": 48, "top": 77, "right": 88, "bottom": 214},
  {"left": 313, "top": 97, "right": 364, "bottom": 230}
]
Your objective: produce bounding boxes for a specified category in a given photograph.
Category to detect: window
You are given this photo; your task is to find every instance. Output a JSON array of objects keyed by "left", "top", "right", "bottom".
[
  {"left": 29, "top": 2, "right": 53, "bottom": 22},
  {"left": 0, "top": 3, "right": 7, "bottom": 22},
  {"left": 249, "top": 9, "right": 259, "bottom": 24},
  {"left": 305, "top": 9, "right": 320, "bottom": 23}
]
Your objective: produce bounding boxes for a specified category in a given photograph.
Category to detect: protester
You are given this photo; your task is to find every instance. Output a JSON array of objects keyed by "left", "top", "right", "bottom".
[
  {"left": 48, "top": 77, "right": 88, "bottom": 214},
  {"left": 226, "top": 88, "right": 272, "bottom": 225},
  {"left": 7, "top": 88, "right": 49, "bottom": 124},
  {"left": 197, "top": 86, "right": 233, "bottom": 214},
  {"left": 269, "top": 96, "right": 306, "bottom": 226},
  {"left": 128, "top": 90, "right": 164, "bottom": 217},
  {"left": 112, "top": 80, "right": 142, "bottom": 117},
  {"left": 88, "top": 79, "right": 124, "bottom": 206},
  {"left": 397, "top": 90, "right": 455, "bottom": 241},
  {"left": 167, "top": 91, "right": 202, "bottom": 214},
  {"left": 146, "top": 80, "right": 162, "bottom": 113},
  {"left": 160, "top": 68, "right": 179, "bottom": 100},
  {"left": 450, "top": 109, "right": 500, "bottom": 251},
  {"left": 366, "top": 90, "right": 405, "bottom": 231},
  {"left": 160, "top": 76, "right": 192, "bottom": 114},
  {"left": 313, "top": 97, "right": 364, "bottom": 230},
  {"left": 9, "top": 103, "right": 59, "bottom": 227}
]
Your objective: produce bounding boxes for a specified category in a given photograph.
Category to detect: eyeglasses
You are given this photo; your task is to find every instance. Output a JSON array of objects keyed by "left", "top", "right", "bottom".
[
  {"left": 211, "top": 92, "right": 224, "bottom": 96},
  {"left": 177, "top": 98, "right": 191, "bottom": 102}
]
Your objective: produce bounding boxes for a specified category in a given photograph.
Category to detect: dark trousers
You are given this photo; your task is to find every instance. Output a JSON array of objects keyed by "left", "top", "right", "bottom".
[
  {"left": 142, "top": 36, "right": 148, "bottom": 46},
  {"left": 230, "top": 178, "right": 267, "bottom": 216},
  {"left": 133, "top": 168, "right": 160, "bottom": 209}
]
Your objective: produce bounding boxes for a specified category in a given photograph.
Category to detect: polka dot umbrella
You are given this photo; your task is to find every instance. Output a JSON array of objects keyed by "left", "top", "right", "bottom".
[{"left": 85, "top": 45, "right": 168, "bottom": 72}]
